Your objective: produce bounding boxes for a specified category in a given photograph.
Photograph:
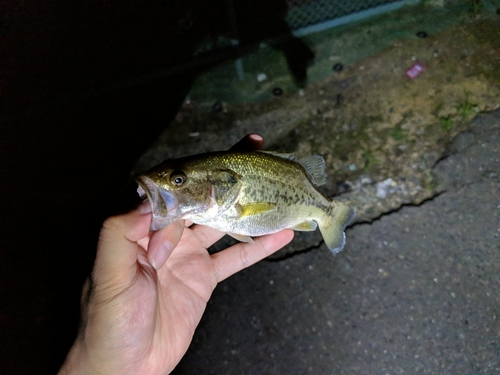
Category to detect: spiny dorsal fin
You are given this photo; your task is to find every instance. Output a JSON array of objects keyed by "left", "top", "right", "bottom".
[
  {"left": 299, "top": 155, "right": 326, "bottom": 186},
  {"left": 257, "top": 150, "right": 296, "bottom": 160}
]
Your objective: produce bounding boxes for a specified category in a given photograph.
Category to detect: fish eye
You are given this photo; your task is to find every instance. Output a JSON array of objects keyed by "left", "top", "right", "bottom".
[{"left": 170, "top": 170, "right": 187, "bottom": 186}]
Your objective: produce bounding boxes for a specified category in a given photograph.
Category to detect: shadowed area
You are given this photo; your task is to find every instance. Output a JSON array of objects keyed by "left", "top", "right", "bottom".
[{"left": 0, "top": 0, "right": 313, "bottom": 372}]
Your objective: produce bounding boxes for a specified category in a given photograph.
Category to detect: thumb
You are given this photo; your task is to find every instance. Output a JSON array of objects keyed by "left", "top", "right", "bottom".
[{"left": 93, "top": 207, "right": 152, "bottom": 288}]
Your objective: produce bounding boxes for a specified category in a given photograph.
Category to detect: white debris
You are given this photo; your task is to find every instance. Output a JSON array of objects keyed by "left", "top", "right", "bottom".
[
  {"left": 360, "top": 175, "right": 373, "bottom": 185},
  {"left": 376, "top": 178, "right": 394, "bottom": 198},
  {"left": 257, "top": 73, "right": 267, "bottom": 82}
]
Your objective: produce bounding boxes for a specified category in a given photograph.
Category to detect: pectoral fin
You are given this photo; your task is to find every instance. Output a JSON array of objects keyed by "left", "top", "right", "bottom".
[
  {"left": 237, "top": 202, "right": 277, "bottom": 217},
  {"left": 290, "top": 220, "right": 317, "bottom": 231},
  {"left": 228, "top": 233, "right": 255, "bottom": 243},
  {"left": 208, "top": 170, "right": 242, "bottom": 207}
]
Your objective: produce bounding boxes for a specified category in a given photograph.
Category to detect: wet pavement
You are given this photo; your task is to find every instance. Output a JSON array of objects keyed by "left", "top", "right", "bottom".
[{"left": 172, "top": 111, "right": 500, "bottom": 374}]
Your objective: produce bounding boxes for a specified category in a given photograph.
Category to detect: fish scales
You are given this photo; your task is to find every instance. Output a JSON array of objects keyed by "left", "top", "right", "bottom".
[
  {"left": 199, "top": 174, "right": 327, "bottom": 236},
  {"left": 136, "top": 150, "right": 355, "bottom": 253}
]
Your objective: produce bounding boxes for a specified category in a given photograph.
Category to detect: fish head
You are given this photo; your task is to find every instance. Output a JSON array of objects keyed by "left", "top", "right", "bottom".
[
  {"left": 136, "top": 159, "right": 242, "bottom": 231},
  {"left": 136, "top": 163, "right": 212, "bottom": 231}
]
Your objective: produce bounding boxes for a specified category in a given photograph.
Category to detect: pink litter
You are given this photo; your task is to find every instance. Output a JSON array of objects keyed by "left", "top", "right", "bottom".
[{"left": 405, "top": 62, "right": 425, "bottom": 79}]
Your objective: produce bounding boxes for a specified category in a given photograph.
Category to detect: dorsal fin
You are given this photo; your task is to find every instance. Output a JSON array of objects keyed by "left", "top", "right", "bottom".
[
  {"left": 299, "top": 155, "right": 326, "bottom": 186},
  {"left": 257, "top": 150, "right": 296, "bottom": 160}
]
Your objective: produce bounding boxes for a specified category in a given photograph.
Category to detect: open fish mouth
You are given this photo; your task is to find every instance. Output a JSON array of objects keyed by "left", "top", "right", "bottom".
[{"left": 136, "top": 176, "right": 181, "bottom": 231}]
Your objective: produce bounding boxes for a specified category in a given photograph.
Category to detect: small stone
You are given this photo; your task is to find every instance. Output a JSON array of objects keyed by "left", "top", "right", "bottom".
[{"left": 360, "top": 176, "right": 373, "bottom": 185}]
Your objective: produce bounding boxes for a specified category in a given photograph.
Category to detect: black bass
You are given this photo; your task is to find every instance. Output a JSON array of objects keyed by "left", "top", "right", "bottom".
[{"left": 136, "top": 151, "right": 354, "bottom": 253}]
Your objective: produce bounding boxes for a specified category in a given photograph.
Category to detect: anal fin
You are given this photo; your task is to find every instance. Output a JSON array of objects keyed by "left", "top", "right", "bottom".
[
  {"left": 290, "top": 220, "right": 317, "bottom": 232},
  {"left": 228, "top": 233, "right": 255, "bottom": 243}
]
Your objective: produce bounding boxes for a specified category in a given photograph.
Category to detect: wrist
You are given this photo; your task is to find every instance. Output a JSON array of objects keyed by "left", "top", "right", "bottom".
[{"left": 57, "top": 340, "right": 97, "bottom": 375}]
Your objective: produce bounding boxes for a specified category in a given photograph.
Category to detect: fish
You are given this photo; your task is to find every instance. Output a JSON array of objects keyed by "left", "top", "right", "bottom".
[{"left": 136, "top": 150, "right": 355, "bottom": 253}]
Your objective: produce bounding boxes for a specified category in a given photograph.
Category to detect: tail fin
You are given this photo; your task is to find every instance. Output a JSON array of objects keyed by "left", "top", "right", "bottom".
[{"left": 318, "top": 202, "right": 355, "bottom": 254}]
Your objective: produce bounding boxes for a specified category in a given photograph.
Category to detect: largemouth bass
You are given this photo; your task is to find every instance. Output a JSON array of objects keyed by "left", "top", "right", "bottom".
[{"left": 136, "top": 151, "right": 354, "bottom": 253}]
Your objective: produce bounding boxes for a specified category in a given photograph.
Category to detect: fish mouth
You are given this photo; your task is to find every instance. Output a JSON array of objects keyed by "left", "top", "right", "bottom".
[{"left": 136, "top": 176, "right": 181, "bottom": 231}]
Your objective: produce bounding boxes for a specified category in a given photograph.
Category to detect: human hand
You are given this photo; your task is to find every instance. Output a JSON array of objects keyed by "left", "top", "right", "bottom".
[{"left": 58, "top": 134, "right": 294, "bottom": 375}]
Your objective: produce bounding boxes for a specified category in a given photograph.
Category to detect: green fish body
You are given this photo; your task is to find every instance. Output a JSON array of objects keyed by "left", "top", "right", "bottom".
[{"left": 136, "top": 151, "right": 354, "bottom": 253}]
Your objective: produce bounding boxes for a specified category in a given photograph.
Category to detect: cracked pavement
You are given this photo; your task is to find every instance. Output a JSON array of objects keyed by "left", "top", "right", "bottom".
[{"left": 172, "top": 111, "right": 500, "bottom": 374}]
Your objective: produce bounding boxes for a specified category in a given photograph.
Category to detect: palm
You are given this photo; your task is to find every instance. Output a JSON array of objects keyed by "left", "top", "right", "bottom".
[
  {"left": 160, "top": 222, "right": 219, "bottom": 302},
  {"left": 153, "top": 224, "right": 220, "bottom": 366},
  {"left": 112, "top": 221, "right": 220, "bottom": 374},
  {"left": 83, "top": 216, "right": 292, "bottom": 375}
]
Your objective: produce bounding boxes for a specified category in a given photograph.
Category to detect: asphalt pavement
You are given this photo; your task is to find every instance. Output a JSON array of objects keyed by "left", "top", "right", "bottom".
[{"left": 172, "top": 111, "right": 500, "bottom": 374}]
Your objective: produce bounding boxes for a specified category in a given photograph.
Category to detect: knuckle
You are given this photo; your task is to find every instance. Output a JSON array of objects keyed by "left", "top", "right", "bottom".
[
  {"left": 102, "top": 216, "right": 122, "bottom": 232},
  {"left": 239, "top": 244, "right": 252, "bottom": 269},
  {"left": 261, "top": 241, "right": 272, "bottom": 256}
]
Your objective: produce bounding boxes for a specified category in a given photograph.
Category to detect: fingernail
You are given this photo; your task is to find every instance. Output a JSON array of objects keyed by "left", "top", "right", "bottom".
[
  {"left": 138, "top": 200, "right": 152, "bottom": 214},
  {"left": 249, "top": 134, "right": 263, "bottom": 141},
  {"left": 152, "top": 242, "right": 173, "bottom": 270}
]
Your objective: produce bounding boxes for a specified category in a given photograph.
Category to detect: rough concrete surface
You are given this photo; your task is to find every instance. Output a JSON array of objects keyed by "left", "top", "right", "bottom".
[
  {"left": 135, "top": 6, "right": 500, "bottom": 258},
  {"left": 172, "top": 111, "right": 500, "bottom": 374}
]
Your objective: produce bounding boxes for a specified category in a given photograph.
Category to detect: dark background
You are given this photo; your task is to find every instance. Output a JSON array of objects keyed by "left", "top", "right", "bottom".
[{"left": 0, "top": 1, "right": 313, "bottom": 372}]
